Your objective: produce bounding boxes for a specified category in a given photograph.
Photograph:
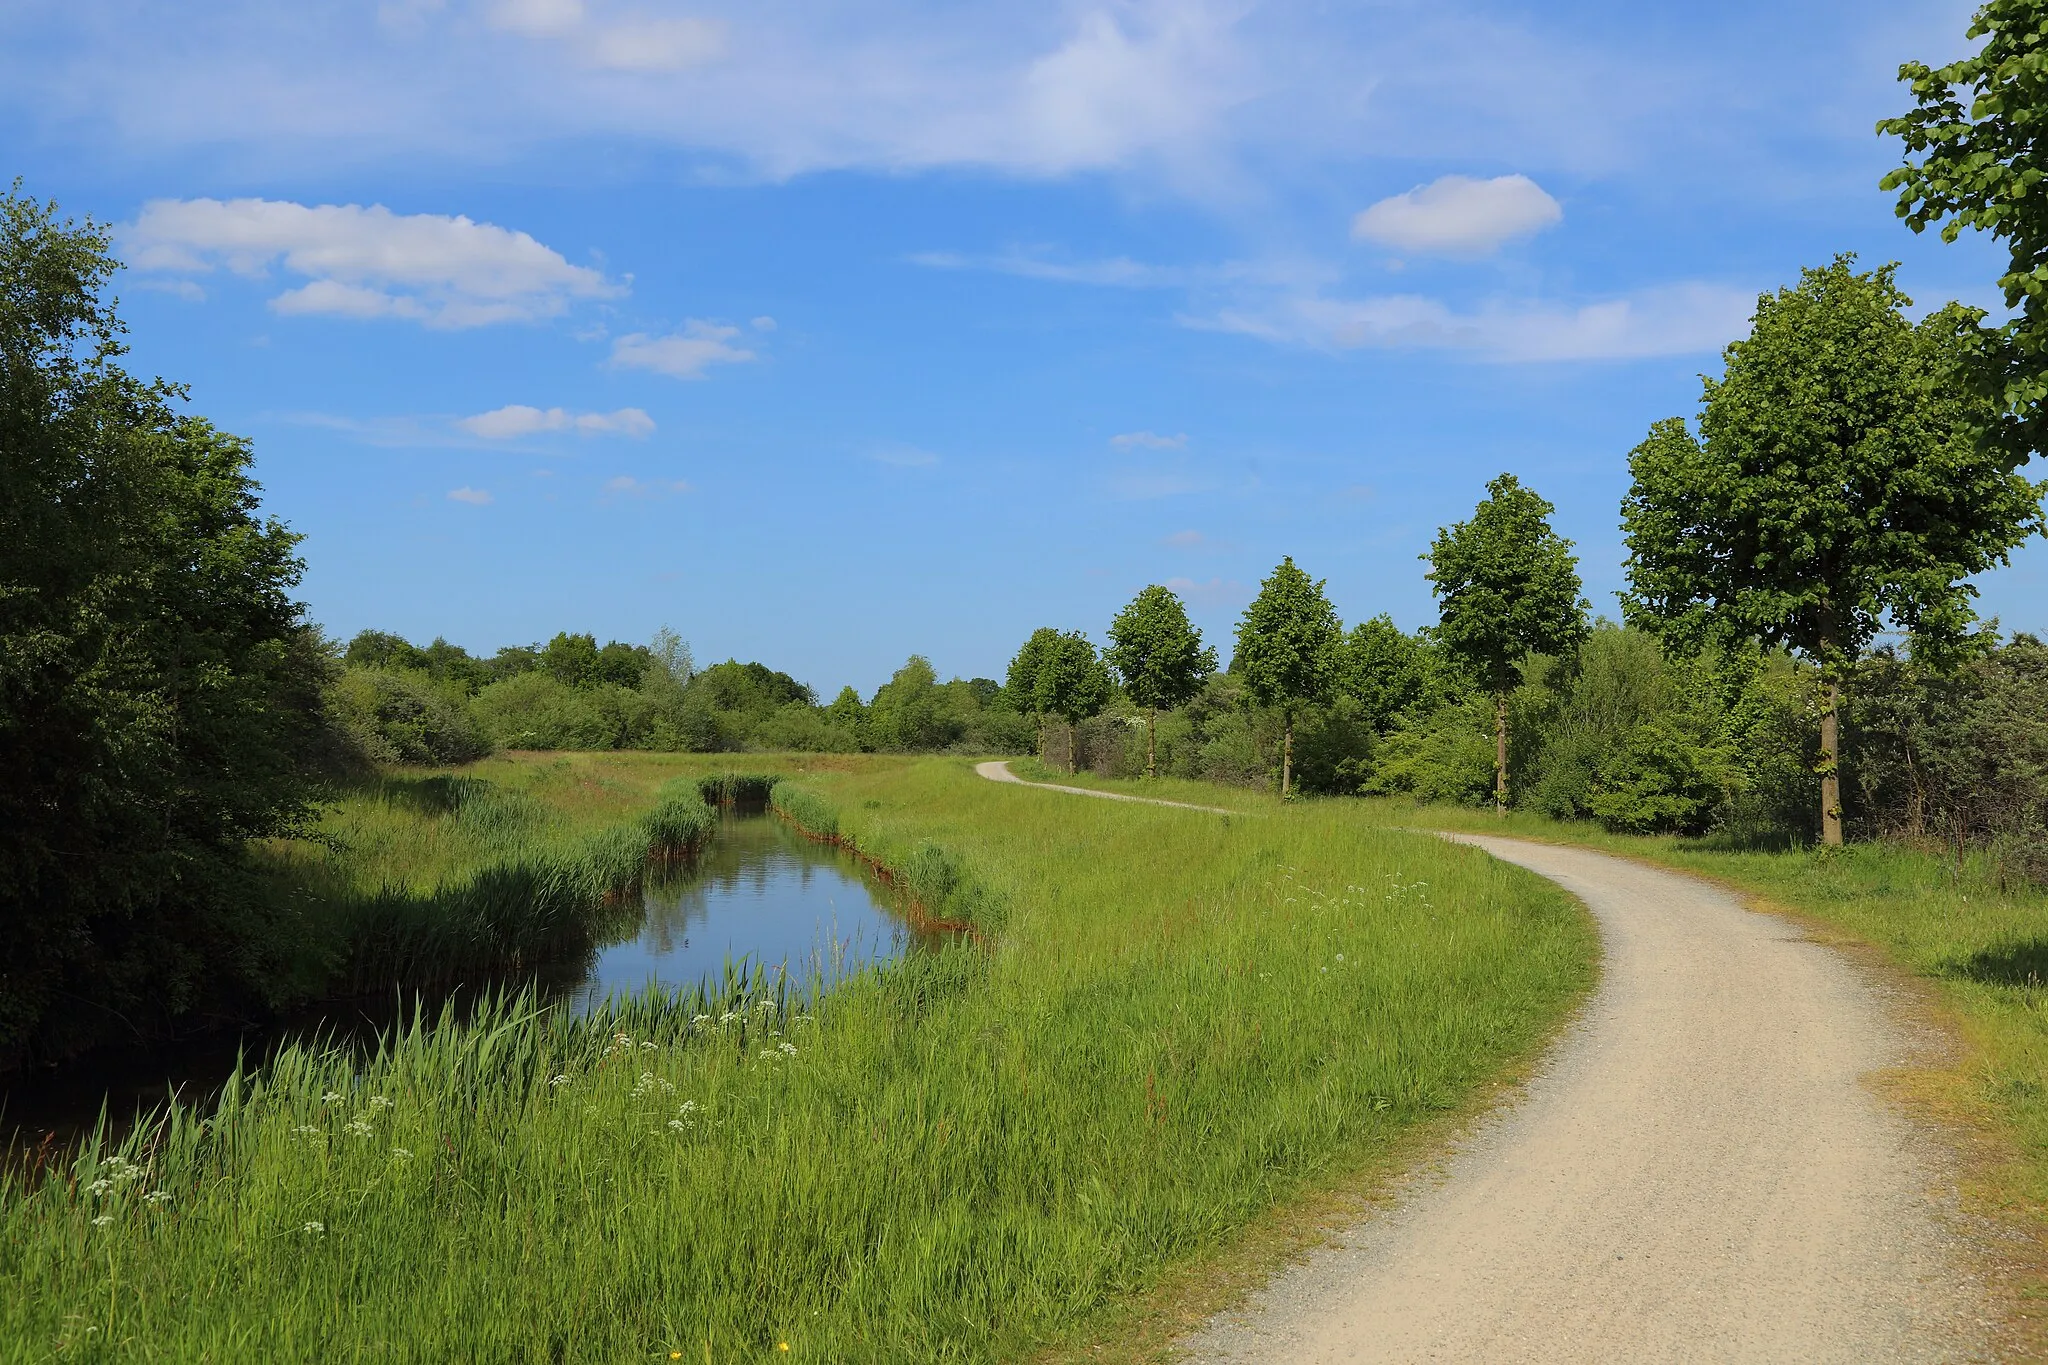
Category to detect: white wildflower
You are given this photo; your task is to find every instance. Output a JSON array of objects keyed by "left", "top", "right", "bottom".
[
  {"left": 301, "top": 1221, "right": 325, "bottom": 1236},
  {"left": 549, "top": 1075, "right": 571, "bottom": 1088},
  {"left": 367, "top": 1096, "right": 394, "bottom": 1111},
  {"left": 142, "top": 1190, "right": 172, "bottom": 1206},
  {"left": 777, "top": 1042, "right": 798, "bottom": 1057},
  {"left": 291, "top": 1125, "right": 319, "bottom": 1136},
  {"left": 389, "top": 1148, "right": 414, "bottom": 1162},
  {"left": 87, "top": 1178, "right": 112, "bottom": 1197},
  {"left": 345, "top": 1119, "right": 375, "bottom": 1139},
  {"left": 91, "top": 1215, "right": 113, "bottom": 1227},
  {"left": 321, "top": 1091, "right": 342, "bottom": 1104}
]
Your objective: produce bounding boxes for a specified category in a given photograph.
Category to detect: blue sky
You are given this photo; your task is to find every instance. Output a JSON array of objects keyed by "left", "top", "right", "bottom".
[{"left": 4, "top": 0, "right": 2040, "bottom": 695}]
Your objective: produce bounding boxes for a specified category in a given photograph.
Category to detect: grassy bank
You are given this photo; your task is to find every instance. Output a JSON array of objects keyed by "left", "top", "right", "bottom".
[
  {"left": 252, "top": 757, "right": 739, "bottom": 1001},
  {"left": 0, "top": 753, "right": 1594, "bottom": 1363},
  {"left": 1000, "top": 761, "right": 2048, "bottom": 1302}
]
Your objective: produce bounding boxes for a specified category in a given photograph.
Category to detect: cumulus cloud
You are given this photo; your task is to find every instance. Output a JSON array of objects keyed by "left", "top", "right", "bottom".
[
  {"left": 448, "top": 486, "right": 494, "bottom": 504},
  {"left": 1351, "top": 174, "right": 1562, "bottom": 256},
  {"left": 124, "top": 198, "right": 621, "bottom": 328},
  {"left": 1208, "top": 282, "right": 1752, "bottom": 363},
  {"left": 457, "top": 405, "right": 655, "bottom": 439},
  {"left": 1111, "top": 430, "right": 1187, "bottom": 451},
  {"left": 610, "top": 321, "right": 756, "bottom": 379}
]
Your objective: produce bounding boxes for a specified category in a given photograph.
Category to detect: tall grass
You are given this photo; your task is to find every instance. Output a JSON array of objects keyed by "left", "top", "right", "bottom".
[
  {"left": 0, "top": 755, "right": 1594, "bottom": 1363},
  {"left": 260, "top": 770, "right": 720, "bottom": 997}
]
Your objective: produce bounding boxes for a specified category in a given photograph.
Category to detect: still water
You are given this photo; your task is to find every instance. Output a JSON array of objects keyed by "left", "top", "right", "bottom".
[{"left": 567, "top": 809, "right": 918, "bottom": 1010}]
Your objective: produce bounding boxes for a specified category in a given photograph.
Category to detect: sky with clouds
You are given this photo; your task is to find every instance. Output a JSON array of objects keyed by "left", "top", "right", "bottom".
[{"left": 3, "top": 0, "right": 2039, "bottom": 694}]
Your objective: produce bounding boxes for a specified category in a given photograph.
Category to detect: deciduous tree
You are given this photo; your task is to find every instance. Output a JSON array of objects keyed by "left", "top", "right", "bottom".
[
  {"left": 1106, "top": 585, "right": 1216, "bottom": 778},
  {"left": 1427, "top": 475, "right": 1587, "bottom": 814},
  {"left": 1032, "top": 631, "right": 1111, "bottom": 773},
  {"left": 1621, "top": 258, "right": 2040, "bottom": 844},
  {"left": 1233, "top": 557, "right": 1342, "bottom": 799}
]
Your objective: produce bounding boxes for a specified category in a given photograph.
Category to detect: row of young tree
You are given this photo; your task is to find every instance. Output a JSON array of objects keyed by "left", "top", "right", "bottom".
[{"left": 1008, "top": 258, "right": 2044, "bottom": 854}]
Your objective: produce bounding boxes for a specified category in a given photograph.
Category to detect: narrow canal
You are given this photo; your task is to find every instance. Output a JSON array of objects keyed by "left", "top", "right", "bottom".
[{"left": 3, "top": 808, "right": 924, "bottom": 1149}]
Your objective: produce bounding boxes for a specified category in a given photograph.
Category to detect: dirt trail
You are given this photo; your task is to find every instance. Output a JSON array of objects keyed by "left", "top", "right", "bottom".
[
  {"left": 1182, "top": 834, "right": 1993, "bottom": 1362},
  {"left": 971, "top": 756, "right": 1995, "bottom": 1362},
  {"left": 971, "top": 759, "right": 1234, "bottom": 814}
]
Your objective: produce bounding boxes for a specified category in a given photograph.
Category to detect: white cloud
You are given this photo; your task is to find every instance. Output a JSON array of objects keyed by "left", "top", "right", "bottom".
[
  {"left": 586, "top": 18, "right": 726, "bottom": 72},
  {"left": 870, "top": 443, "right": 940, "bottom": 468},
  {"left": 124, "top": 198, "right": 621, "bottom": 328},
  {"left": 610, "top": 321, "right": 756, "bottom": 379},
  {"left": 448, "top": 486, "right": 494, "bottom": 504},
  {"left": 1111, "top": 430, "right": 1187, "bottom": 451},
  {"left": 602, "top": 474, "right": 691, "bottom": 498},
  {"left": 488, "top": 0, "right": 724, "bottom": 72},
  {"left": 1162, "top": 528, "right": 1206, "bottom": 546},
  {"left": 457, "top": 405, "right": 656, "bottom": 439},
  {"left": 1207, "top": 282, "right": 1753, "bottom": 363},
  {"left": 1351, "top": 174, "right": 1562, "bottom": 255},
  {"left": 749, "top": 315, "right": 777, "bottom": 331}
]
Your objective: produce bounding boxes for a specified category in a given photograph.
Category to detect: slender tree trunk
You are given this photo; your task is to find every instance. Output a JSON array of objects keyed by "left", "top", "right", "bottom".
[
  {"left": 1819, "top": 675, "right": 1844, "bottom": 847},
  {"left": 1494, "top": 692, "right": 1509, "bottom": 816},
  {"left": 1281, "top": 711, "right": 1294, "bottom": 800},
  {"left": 1146, "top": 707, "right": 1157, "bottom": 780}
]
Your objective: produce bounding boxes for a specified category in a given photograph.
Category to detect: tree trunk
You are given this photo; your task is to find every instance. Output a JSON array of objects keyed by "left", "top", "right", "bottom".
[
  {"left": 1281, "top": 712, "right": 1294, "bottom": 800},
  {"left": 1494, "top": 692, "right": 1509, "bottom": 816},
  {"left": 1146, "top": 707, "right": 1157, "bottom": 780},
  {"left": 1819, "top": 675, "right": 1844, "bottom": 847}
]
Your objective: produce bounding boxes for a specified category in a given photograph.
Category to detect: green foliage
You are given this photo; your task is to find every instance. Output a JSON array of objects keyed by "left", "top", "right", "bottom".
[
  {"left": 1622, "top": 257, "right": 2039, "bottom": 664},
  {"left": 1881, "top": 0, "right": 2048, "bottom": 463},
  {"left": 1339, "top": 615, "right": 1435, "bottom": 731},
  {"left": 1426, "top": 474, "right": 1587, "bottom": 698},
  {"left": 1584, "top": 721, "right": 1731, "bottom": 836},
  {"left": 866, "top": 655, "right": 958, "bottom": 751},
  {"left": 0, "top": 186, "right": 331, "bottom": 1067},
  {"left": 328, "top": 666, "right": 493, "bottom": 766},
  {"left": 1364, "top": 699, "right": 1500, "bottom": 805},
  {"left": 1105, "top": 585, "right": 1215, "bottom": 714},
  {"left": 1232, "top": 556, "right": 1342, "bottom": 720},
  {"left": 1031, "top": 630, "right": 1112, "bottom": 727},
  {"left": 1848, "top": 633, "right": 2048, "bottom": 871}
]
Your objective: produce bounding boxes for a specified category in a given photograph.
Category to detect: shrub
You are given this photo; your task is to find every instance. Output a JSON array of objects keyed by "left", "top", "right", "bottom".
[{"left": 327, "top": 666, "right": 492, "bottom": 766}]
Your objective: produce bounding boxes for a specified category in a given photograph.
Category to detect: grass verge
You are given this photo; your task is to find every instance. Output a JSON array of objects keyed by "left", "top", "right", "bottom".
[{"left": 0, "top": 753, "right": 1594, "bottom": 1363}]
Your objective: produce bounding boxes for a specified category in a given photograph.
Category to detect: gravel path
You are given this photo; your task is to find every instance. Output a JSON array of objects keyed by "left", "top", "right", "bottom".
[
  {"left": 1175, "top": 834, "right": 1993, "bottom": 1362},
  {"left": 971, "top": 759, "right": 1234, "bottom": 813}
]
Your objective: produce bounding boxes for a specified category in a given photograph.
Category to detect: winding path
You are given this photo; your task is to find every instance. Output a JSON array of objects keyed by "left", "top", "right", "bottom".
[{"left": 973, "top": 763, "right": 1994, "bottom": 1361}]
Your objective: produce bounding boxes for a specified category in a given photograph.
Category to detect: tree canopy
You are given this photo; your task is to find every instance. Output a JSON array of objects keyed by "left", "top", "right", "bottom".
[
  {"left": 1426, "top": 474, "right": 1586, "bottom": 812},
  {"left": 1233, "top": 557, "right": 1342, "bottom": 797},
  {"left": 1880, "top": 0, "right": 2048, "bottom": 462},
  {"left": 1106, "top": 585, "right": 1215, "bottom": 777},
  {"left": 0, "top": 187, "right": 329, "bottom": 1065},
  {"left": 1621, "top": 256, "right": 2040, "bottom": 841}
]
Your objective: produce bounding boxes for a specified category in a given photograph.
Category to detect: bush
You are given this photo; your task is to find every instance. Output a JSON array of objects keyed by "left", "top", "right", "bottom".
[
  {"left": 1586, "top": 721, "right": 1732, "bottom": 834},
  {"left": 327, "top": 666, "right": 492, "bottom": 765}
]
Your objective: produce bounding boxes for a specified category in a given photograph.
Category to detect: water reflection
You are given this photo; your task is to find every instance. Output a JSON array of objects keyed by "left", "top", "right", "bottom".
[{"left": 567, "top": 811, "right": 918, "bottom": 1011}]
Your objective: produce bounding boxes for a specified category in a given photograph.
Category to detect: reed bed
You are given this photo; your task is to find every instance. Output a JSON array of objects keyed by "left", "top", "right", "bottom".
[{"left": 0, "top": 755, "right": 1594, "bottom": 1363}]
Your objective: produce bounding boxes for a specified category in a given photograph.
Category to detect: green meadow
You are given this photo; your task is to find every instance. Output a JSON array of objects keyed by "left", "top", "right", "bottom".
[{"left": 0, "top": 754, "right": 1594, "bottom": 1363}]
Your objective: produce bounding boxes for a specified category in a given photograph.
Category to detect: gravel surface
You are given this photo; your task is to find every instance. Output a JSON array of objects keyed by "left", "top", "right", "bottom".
[
  {"left": 1176, "top": 834, "right": 1995, "bottom": 1363},
  {"left": 972, "top": 759, "right": 1233, "bottom": 813}
]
